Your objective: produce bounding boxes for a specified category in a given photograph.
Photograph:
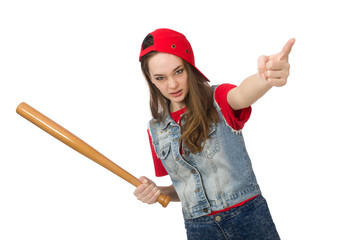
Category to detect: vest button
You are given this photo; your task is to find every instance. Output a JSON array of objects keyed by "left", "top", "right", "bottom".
[
  {"left": 202, "top": 208, "right": 208, "bottom": 213},
  {"left": 161, "top": 150, "right": 165, "bottom": 156},
  {"left": 191, "top": 169, "right": 196, "bottom": 174},
  {"left": 185, "top": 151, "right": 190, "bottom": 155},
  {"left": 215, "top": 216, "right": 221, "bottom": 222}
]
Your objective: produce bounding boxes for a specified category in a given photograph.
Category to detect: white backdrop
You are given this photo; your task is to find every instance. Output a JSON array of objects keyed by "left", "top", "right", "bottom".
[{"left": 1, "top": 1, "right": 361, "bottom": 239}]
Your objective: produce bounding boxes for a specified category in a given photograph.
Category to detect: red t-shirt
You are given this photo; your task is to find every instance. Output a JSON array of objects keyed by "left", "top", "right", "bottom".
[{"left": 148, "top": 84, "right": 252, "bottom": 177}]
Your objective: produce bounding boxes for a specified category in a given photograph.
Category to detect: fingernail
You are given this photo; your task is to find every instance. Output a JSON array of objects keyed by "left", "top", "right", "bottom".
[{"left": 143, "top": 180, "right": 148, "bottom": 184}]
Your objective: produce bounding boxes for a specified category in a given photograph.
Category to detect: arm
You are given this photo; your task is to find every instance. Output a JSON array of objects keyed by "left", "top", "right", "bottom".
[
  {"left": 227, "top": 38, "right": 295, "bottom": 110},
  {"left": 134, "top": 176, "right": 180, "bottom": 204},
  {"left": 227, "top": 73, "right": 272, "bottom": 110},
  {"left": 159, "top": 185, "right": 180, "bottom": 202}
]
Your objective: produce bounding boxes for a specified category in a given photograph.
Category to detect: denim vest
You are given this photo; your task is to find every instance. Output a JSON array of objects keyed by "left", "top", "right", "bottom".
[{"left": 148, "top": 86, "right": 261, "bottom": 219}]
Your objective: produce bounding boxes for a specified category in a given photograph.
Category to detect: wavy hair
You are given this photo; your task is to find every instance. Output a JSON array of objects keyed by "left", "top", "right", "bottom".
[{"left": 141, "top": 52, "right": 219, "bottom": 153}]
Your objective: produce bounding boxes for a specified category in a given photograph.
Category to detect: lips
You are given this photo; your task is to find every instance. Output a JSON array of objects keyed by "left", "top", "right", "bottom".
[{"left": 170, "top": 89, "right": 183, "bottom": 98}]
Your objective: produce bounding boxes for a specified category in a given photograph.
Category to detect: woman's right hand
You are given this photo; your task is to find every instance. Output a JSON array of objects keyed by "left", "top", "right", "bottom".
[{"left": 133, "top": 176, "right": 162, "bottom": 205}]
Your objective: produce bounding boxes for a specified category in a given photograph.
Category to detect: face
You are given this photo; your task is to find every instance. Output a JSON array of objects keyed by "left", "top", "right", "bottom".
[{"left": 148, "top": 52, "right": 189, "bottom": 112}]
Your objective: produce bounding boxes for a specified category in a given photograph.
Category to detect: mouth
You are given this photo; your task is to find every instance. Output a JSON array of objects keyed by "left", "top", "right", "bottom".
[{"left": 170, "top": 89, "right": 183, "bottom": 98}]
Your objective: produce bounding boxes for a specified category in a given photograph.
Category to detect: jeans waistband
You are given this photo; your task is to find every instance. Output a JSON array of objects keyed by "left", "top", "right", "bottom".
[{"left": 185, "top": 195, "right": 265, "bottom": 223}]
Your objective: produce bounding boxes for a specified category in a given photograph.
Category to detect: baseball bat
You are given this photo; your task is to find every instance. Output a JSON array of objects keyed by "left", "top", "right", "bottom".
[{"left": 16, "top": 102, "right": 171, "bottom": 208}]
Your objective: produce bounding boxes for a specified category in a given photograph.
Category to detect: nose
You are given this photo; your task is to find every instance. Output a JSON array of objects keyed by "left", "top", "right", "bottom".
[{"left": 168, "top": 76, "right": 178, "bottom": 89}]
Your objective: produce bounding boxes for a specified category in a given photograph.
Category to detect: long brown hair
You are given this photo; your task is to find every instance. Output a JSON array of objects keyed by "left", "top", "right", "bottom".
[{"left": 141, "top": 52, "right": 219, "bottom": 153}]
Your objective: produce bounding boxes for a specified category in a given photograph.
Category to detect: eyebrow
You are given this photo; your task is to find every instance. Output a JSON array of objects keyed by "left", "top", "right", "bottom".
[{"left": 153, "top": 65, "right": 184, "bottom": 77}]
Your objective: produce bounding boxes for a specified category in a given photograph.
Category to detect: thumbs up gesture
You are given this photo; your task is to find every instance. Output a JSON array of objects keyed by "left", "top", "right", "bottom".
[{"left": 258, "top": 38, "right": 295, "bottom": 87}]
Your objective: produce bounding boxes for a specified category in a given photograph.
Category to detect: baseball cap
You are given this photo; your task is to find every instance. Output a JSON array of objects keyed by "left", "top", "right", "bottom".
[{"left": 139, "top": 28, "right": 209, "bottom": 81}]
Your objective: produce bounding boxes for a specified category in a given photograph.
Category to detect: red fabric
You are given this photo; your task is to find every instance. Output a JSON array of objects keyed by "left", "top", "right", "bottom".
[
  {"left": 147, "top": 129, "right": 168, "bottom": 177},
  {"left": 139, "top": 28, "right": 209, "bottom": 82},
  {"left": 170, "top": 107, "right": 186, "bottom": 124},
  {"left": 208, "top": 195, "right": 259, "bottom": 215},
  {"left": 139, "top": 29, "right": 194, "bottom": 65},
  {"left": 148, "top": 83, "right": 252, "bottom": 177},
  {"left": 214, "top": 83, "right": 252, "bottom": 130}
]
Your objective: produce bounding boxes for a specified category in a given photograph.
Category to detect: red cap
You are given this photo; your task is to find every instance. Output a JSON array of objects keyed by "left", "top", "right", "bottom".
[{"left": 139, "top": 28, "right": 209, "bottom": 81}]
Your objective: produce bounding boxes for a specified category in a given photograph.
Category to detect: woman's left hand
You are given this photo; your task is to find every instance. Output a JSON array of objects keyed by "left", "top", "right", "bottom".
[{"left": 257, "top": 38, "right": 296, "bottom": 87}]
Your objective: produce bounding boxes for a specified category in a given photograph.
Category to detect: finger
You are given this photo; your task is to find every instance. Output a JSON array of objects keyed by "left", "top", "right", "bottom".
[
  {"left": 266, "top": 60, "right": 290, "bottom": 71},
  {"left": 257, "top": 55, "right": 269, "bottom": 79},
  {"left": 134, "top": 183, "right": 147, "bottom": 196},
  {"left": 278, "top": 38, "right": 295, "bottom": 61},
  {"left": 266, "top": 77, "right": 287, "bottom": 87},
  {"left": 266, "top": 70, "right": 281, "bottom": 79},
  {"left": 148, "top": 189, "right": 162, "bottom": 204},
  {"left": 139, "top": 182, "right": 156, "bottom": 199},
  {"left": 139, "top": 176, "right": 149, "bottom": 184},
  {"left": 266, "top": 69, "right": 289, "bottom": 79},
  {"left": 141, "top": 184, "right": 159, "bottom": 203},
  {"left": 145, "top": 187, "right": 161, "bottom": 204},
  {"left": 136, "top": 187, "right": 152, "bottom": 202},
  {"left": 134, "top": 177, "right": 153, "bottom": 198}
]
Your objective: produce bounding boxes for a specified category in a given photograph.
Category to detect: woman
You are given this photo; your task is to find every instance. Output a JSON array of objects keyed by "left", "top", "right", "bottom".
[{"left": 134, "top": 28, "right": 294, "bottom": 239}]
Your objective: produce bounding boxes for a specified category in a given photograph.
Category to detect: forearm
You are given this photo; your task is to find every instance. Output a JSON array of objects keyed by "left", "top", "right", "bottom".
[
  {"left": 227, "top": 73, "right": 272, "bottom": 110},
  {"left": 227, "top": 39, "right": 295, "bottom": 110},
  {"left": 159, "top": 185, "right": 180, "bottom": 202}
]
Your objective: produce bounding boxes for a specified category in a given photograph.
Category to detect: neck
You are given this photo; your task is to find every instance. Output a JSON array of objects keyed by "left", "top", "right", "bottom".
[{"left": 169, "top": 102, "right": 186, "bottom": 113}]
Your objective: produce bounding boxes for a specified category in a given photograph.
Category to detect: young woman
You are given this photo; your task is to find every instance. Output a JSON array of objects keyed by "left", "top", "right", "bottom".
[{"left": 134, "top": 28, "right": 295, "bottom": 239}]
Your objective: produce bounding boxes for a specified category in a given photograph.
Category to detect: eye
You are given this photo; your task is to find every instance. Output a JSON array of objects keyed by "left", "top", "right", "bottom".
[
  {"left": 155, "top": 76, "right": 165, "bottom": 81},
  {"left": 175, "top": 68, "right": 184, "bottom": 75}
]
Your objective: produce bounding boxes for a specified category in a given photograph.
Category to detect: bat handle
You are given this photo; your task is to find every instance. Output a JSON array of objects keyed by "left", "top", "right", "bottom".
[
  {"left": 157, "top": 194, "right": 171, "bottom": 208},
  {"left": 132, "top": 180, "right": 171, "bottom": 207}
]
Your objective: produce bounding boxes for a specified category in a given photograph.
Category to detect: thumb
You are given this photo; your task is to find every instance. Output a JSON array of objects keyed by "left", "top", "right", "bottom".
[
  {"left": 257, "top": 55, "right": 269, "bottom": 79},
  {"left": 139, "top": 176, "right": 149, "bottom": 184}
]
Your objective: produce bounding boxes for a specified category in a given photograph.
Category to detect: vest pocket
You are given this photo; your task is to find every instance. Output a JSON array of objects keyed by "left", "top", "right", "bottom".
[
  {"left": 195, "top": 124, "right": 220, "bottom": 158},
  {"left": 159, "top": 143, "right": 178, "bottom": 173}
]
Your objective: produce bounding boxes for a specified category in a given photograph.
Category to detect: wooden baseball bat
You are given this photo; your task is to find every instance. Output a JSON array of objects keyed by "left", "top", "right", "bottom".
[{"left": 16, "top": 102, "right": 171, "bottom": 208}]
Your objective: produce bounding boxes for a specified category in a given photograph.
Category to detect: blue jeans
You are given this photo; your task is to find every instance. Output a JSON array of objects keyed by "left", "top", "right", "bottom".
[{"left": 184, "top": 195, "right": 280, "bottom": 240}]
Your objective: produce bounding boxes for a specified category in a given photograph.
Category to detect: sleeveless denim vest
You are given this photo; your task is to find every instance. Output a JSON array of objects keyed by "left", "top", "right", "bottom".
[{"left": 148, "top": 86, "right": 261, "bottom": 219}]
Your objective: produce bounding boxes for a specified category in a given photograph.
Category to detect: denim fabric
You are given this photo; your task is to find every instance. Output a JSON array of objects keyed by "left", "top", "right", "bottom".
[
  {"left": 184, "top": 195, "right": 280, "bottom": 240},
  {"left": 148, "top": 85, "right": 261, "bottom": 219}
]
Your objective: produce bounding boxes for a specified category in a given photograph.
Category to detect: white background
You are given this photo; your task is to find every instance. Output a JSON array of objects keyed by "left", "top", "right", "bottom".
[{"left": 1, "top": 0, "right": 361, "bottom": 239}]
